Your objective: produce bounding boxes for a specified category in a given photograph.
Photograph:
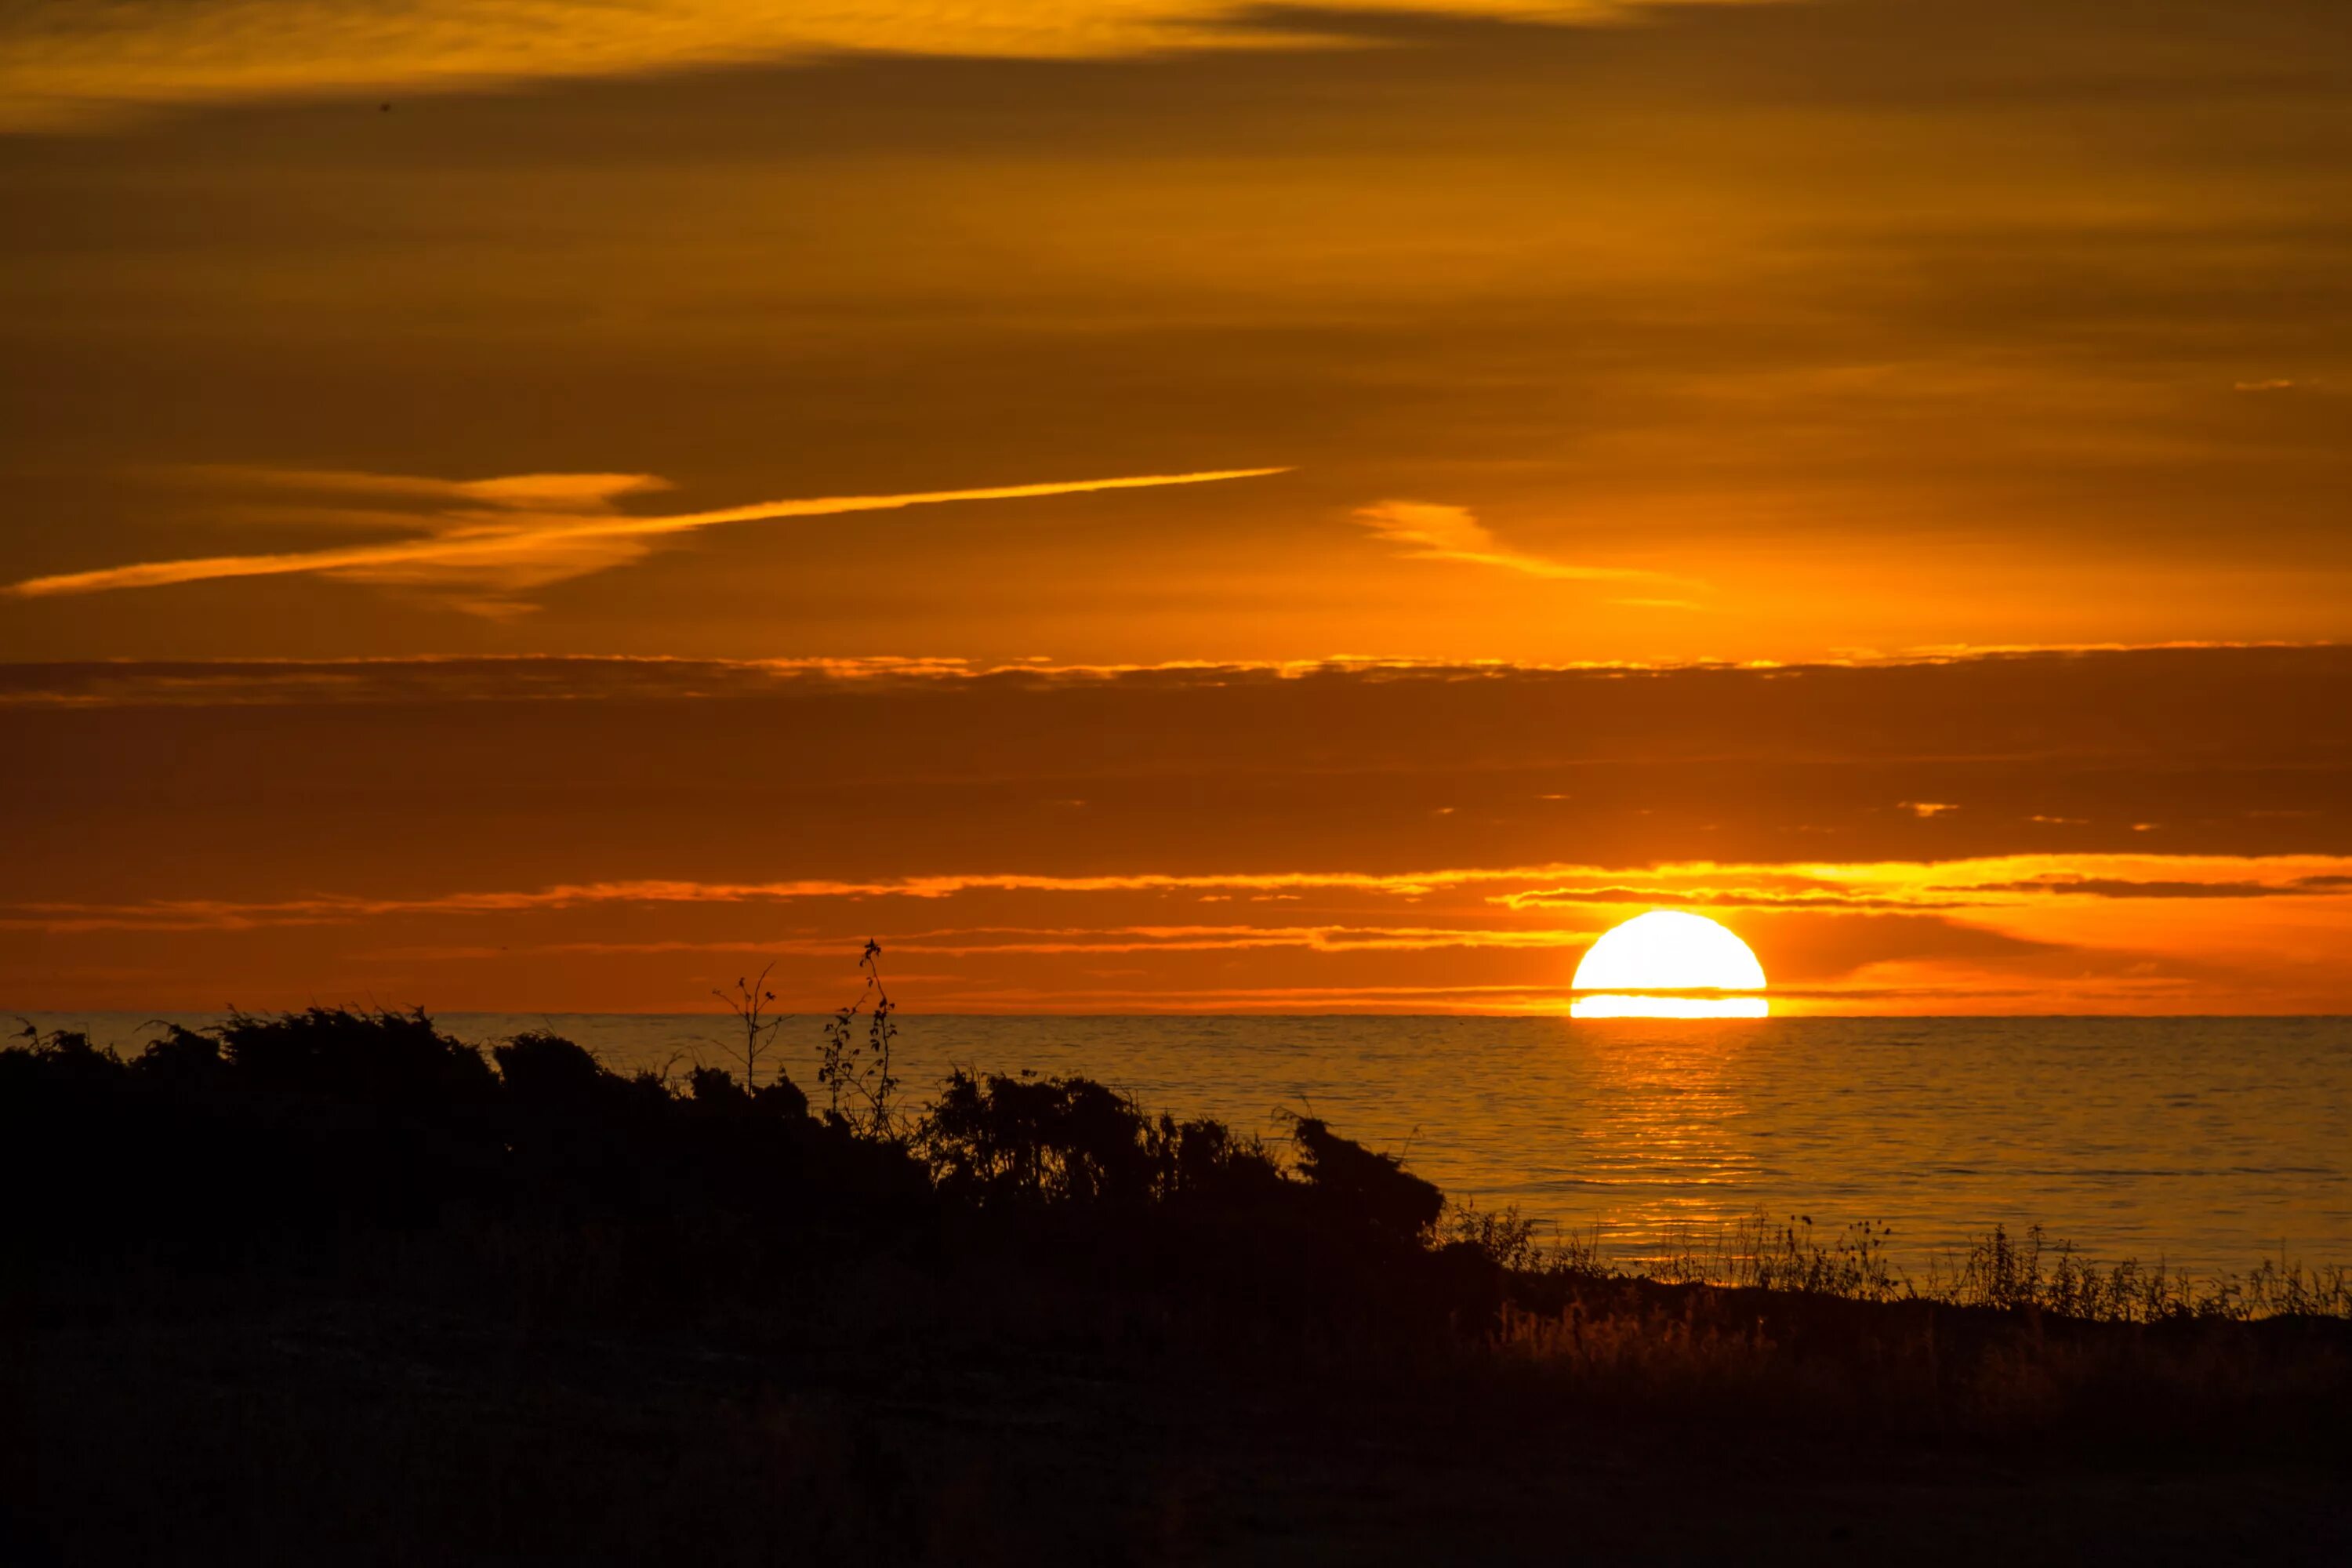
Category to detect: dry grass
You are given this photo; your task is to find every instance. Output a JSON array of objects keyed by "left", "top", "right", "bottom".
[{"left": 1503, "top": 1207, "right": 2351, "bottom": 1323}]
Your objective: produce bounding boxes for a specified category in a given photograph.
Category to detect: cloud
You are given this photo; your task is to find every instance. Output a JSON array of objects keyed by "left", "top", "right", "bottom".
[
  {"left": 0, "top": 867, "right": 1581, "bottom": 933},
  {"left": 179, "top": 466, "right": 677, "bottom": 512},
  {"left": 5, "top": 465, "right": 1288, "bottom": 614},
  {"left": 1492, "top": 884, "right": 1974, "bottom": 912},
  {"left": 9, "top": 648, "right": 2352, "bottom": 888},
  {"left": 1351, "top": 500, "right": 1660, "bottom": 583},
  {"left": 10, "top": 846, "right": 2350, "bottom": 1011},
  {"left": 1958, "top": 876, "right": 2346, "bottom": 900},
  {"left": 17, "top": 852, "right": 2352, "bottom": 935},
  {"left": 3, "top": 644, "right": 2343, "bottom": 710},
  {"left": 0, "top": 1, "right": 1658, "bottom": 131}
]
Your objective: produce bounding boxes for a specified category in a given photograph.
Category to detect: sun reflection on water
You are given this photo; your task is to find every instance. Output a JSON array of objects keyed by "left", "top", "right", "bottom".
[{"left": 1564, "top": 1018, "right": 1764, "bottom": 1257}]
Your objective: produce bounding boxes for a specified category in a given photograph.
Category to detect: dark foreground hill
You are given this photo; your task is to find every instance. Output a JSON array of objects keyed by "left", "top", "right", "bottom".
[{"left": 5, "top": 1009, "right": 2349, "bottom": 1565}]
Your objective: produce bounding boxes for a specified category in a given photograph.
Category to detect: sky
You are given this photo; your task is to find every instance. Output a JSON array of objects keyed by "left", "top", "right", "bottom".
[{"left": 3, "top": 0, "right": 2349, "bottom": 1013}]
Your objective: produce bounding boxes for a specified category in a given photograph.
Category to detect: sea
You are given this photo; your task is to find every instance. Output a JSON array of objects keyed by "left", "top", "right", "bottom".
[{"left": 20, "top": 1011, "right": 2350, "bottom": 1277}]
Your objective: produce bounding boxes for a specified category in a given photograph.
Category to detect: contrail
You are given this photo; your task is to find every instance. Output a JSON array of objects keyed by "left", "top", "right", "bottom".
[{"left": 5, "top": 466, "right": 1290, "bottom": 598}]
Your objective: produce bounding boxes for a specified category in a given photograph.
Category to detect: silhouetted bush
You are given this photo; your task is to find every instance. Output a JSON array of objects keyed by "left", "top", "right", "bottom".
[
  {"left": 686, "top": 1062, "right": 811, "bottom": 1123},
  {"left": 1288, "top": 1112, "right": 1444, "bottom": 1240},
  {"left": 128, "top": 1022, "right": 225, "bottom": 1089},
  {"left": 922, "top": 1069, "right": 1163, "bottom": 1207},
  {"left": 492, "top": 1029, "right": 610, "bottom": 1105},
  {"left": 219, "top": 1005, "right": 495, "bottom": 1108},
  {"left": 4, "top": 1022, "right": 118, "bottom": 1091},
  {"left": 1153, "top": 1111, "right": 1287, "bottom": 1207}
]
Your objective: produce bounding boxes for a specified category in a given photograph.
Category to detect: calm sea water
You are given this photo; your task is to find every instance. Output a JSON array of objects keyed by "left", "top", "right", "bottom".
[{"left": 23, "top": 1012, "right": 2350, "bottom": 1275}]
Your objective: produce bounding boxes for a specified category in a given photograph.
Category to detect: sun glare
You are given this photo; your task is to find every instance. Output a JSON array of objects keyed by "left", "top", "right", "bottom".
[{"left": 1570, "top": 910, "right": 1769, "bottom": 1018}]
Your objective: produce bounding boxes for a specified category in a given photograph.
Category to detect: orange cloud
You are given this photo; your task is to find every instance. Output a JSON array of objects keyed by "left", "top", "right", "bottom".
[
  {"left": 1351, "top": 500, "right": 1660, "bottom": 583},
  {"left": 5, "top": 465, "right": 1290, "bottom": 614},
  {"left": 0, "top": 1, "right": 1677, "bottom": 130}
]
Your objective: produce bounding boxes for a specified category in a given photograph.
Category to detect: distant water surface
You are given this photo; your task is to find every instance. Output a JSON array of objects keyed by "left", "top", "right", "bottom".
[{"left": 22, "top": 1012, "right": 2349, "bottom": 1276}]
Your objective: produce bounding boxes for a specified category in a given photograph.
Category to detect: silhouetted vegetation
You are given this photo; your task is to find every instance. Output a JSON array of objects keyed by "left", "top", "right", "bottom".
[
  {"left": 1537, "top": 1209, "right": 2352, "bottom": 1323},
  {"left": 8, "top": 1005, "right": 2350, "bottom": 1564},
  {"left": 818, "top": 937, "right": 903, "bottom": 1138},
  {"left": 711, "top": 963, "right": 788, "bottom": 1089}
]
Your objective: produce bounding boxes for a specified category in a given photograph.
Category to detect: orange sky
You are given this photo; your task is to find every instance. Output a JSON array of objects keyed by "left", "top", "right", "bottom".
[
  {"left": 5, "top": 652, "right": 2347, "bottom": 1012},
  {"left": 3, "top": 1, "right": 2349, "bottom": 1012}
]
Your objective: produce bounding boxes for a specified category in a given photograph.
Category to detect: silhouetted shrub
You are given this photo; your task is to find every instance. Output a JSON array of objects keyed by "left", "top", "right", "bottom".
[
  {"left": 493, "top": 1029, "right": 610, "bottom": 1105},
  {"left": 128, "top": 1022, "right": 224, "bottom": 1089},
  {"left": 1441, "top": 1199, "right": 1544, "bottom": 1272},
  {"left": 758, "top": 1075, "right": 813, "bottom": 1121},
  {"left": 922, "top": 1070, "right": 1160, "bottom": 1207},
  {"left": 685, "top": 1062, "right": 815, "bottom": 1122},
  {"left": 219, "top": 1006, "right": 494, "bottom": 1108},
  {"left": 1152, "top": 1112, "right": 1287, "bottom": 1207},
  {"left": 5, "top": 1022, "right": 121, "bottom": 1092},
  {"left": 1288, "top": 1114, "right": 1443, "bottom": 1240},
  {"left": 688, "top": 1062, "right": 752, "bottom": 1109},
  {"left": 819, "top": 939, "right": 903, "bottom": 1138}
]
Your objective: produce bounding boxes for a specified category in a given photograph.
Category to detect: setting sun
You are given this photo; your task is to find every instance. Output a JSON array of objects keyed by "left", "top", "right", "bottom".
[{"left": 1570, "top": 910, "right": 1768, "bottom": 1018}]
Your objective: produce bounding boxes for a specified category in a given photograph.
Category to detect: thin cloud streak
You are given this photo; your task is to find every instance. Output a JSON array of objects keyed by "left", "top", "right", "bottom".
[
  {"left": 2, "top": 644, "right": 2334, "bottom": 708},
  {"left": 1352, "top": 500, "right": 1666, "bottom": 583},
  {"left": 4, "top": 466, "right": 1290, "bottom": 608},
  {"left": 172, "top": 466, "right": 680, "bottom": 511},
  {"left": 361, "top": 925, "right": 1611, "bottom": 961},
  {"left": 12, "top": 854, "right": 2352, "bottom": 935}
]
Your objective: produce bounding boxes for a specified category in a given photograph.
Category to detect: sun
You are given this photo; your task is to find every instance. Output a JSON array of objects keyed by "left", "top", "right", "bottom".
[{"left": 1570, "top": 910, "right": 1768, "bottom": 1018}]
